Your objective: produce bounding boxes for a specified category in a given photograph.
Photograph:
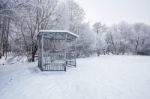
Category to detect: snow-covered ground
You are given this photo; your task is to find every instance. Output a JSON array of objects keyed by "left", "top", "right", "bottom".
[{"left": 0, "top": 55, "right": 150, "bottom": 99}]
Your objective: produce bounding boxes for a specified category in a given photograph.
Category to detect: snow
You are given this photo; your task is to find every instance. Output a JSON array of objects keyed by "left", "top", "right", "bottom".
[
  {"left": 0, "top": 55, "right": 150, "bottom": 99},
  {"left": 0, "top": 56, "right": 27, "bottom": 65}
]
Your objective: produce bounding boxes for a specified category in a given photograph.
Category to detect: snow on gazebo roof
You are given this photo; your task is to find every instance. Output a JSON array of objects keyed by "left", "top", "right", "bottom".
[{"left": 38, "top": 30, "right": 79, "bottom": 38}]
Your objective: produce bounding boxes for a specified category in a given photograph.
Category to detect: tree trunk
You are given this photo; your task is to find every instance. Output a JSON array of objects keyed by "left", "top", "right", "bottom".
[
  {"left": 31, "top": 44, "right": 37, "bottom": 62},
  {"left": 0, "top": 52, "right": 2, "bottom": 59},
  {"left": 103, "top": 49, "right": 106, "bottom": 55},
  {"left": 135, "top": 40, "right": 139, "bottom": 54},
  {"left": 5, "top": 19, "right": 10, "bottom": 60},
  {"left": 97, "top": 49, "right": 100, "bottom": 56}
]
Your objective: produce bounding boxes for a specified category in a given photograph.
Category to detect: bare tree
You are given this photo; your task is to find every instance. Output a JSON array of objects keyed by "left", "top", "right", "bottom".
[
  {"left": 0, "top": 0, "right": 15, "bottom": 59},
  {"left": 93, "top": 22, "right": 107, "bottom": 56},
  {"left": 14, "top": 0, "right": 58, "bottom": 61}
]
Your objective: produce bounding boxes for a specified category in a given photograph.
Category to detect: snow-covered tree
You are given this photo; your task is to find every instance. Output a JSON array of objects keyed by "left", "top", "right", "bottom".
[
  {"left": 12, "top": 0, "right": 59, "bottom": 61},
  {"left": 105, "top": 23, "right": 131, "bottom": 55},
  {"left": 92, "top": 22, "right": 107, "bottom": 56},
  {"left": 0, "top": 0, "right": 17, "bottom": 59},
  {"left": 105, "top": 22, "right": 150, "bottom": 55},
  {"left": 130, "top": 23, "right": 150, "bottom": 55}
]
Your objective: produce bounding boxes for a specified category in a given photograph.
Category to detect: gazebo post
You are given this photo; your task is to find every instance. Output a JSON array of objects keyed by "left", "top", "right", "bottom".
[
  {"left": 41, "top": 35, "right": 44, "bottom": 71},
  {"left": 37, "top": 36, "right": 40, "bottom": 69},
  {"left": 74, "top": 39, "right": 77, "bottom": 68},
  {"left": 64, "top": 34, "right": 68, "bottom": 71}
]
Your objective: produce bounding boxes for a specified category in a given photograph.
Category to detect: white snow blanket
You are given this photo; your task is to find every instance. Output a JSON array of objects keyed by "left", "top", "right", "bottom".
[{"left": 0, "top": 55, "right": 150, "bottom": 99}]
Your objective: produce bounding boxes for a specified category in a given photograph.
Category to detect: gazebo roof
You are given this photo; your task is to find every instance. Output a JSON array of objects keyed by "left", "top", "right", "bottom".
[
  {"left": 39, "top": 30, "right": 78, "bottom": 37},
  {"left": 38, "top": 30, "right": 78, "bottom": 40}
]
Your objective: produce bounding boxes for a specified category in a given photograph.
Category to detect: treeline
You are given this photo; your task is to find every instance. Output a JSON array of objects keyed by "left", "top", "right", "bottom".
[
  {"left": 0, "top": 0, "right": 150, "bottom": 61},
  {"left": 93, "top": 22, "right": 150, "bottom": 56}
]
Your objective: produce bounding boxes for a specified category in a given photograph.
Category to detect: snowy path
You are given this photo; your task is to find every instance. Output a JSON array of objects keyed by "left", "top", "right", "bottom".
[{"left": 0, "top": 55, "right": 150, "bottom": 99}]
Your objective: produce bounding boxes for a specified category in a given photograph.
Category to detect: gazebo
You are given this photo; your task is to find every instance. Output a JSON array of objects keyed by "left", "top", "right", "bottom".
[{"left": 37, "top": 30, "right": 78, "bottom": 71}]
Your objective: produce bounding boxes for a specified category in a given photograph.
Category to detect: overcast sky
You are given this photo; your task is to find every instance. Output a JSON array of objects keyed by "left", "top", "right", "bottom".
[{"left": 74, "top": 0, "right": 150, "bottom": 26}]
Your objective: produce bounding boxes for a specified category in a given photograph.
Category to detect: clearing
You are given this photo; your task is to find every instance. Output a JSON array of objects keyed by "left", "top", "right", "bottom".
[{"left": 0, "top": 55, "right": 150, "bottom": 99}]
